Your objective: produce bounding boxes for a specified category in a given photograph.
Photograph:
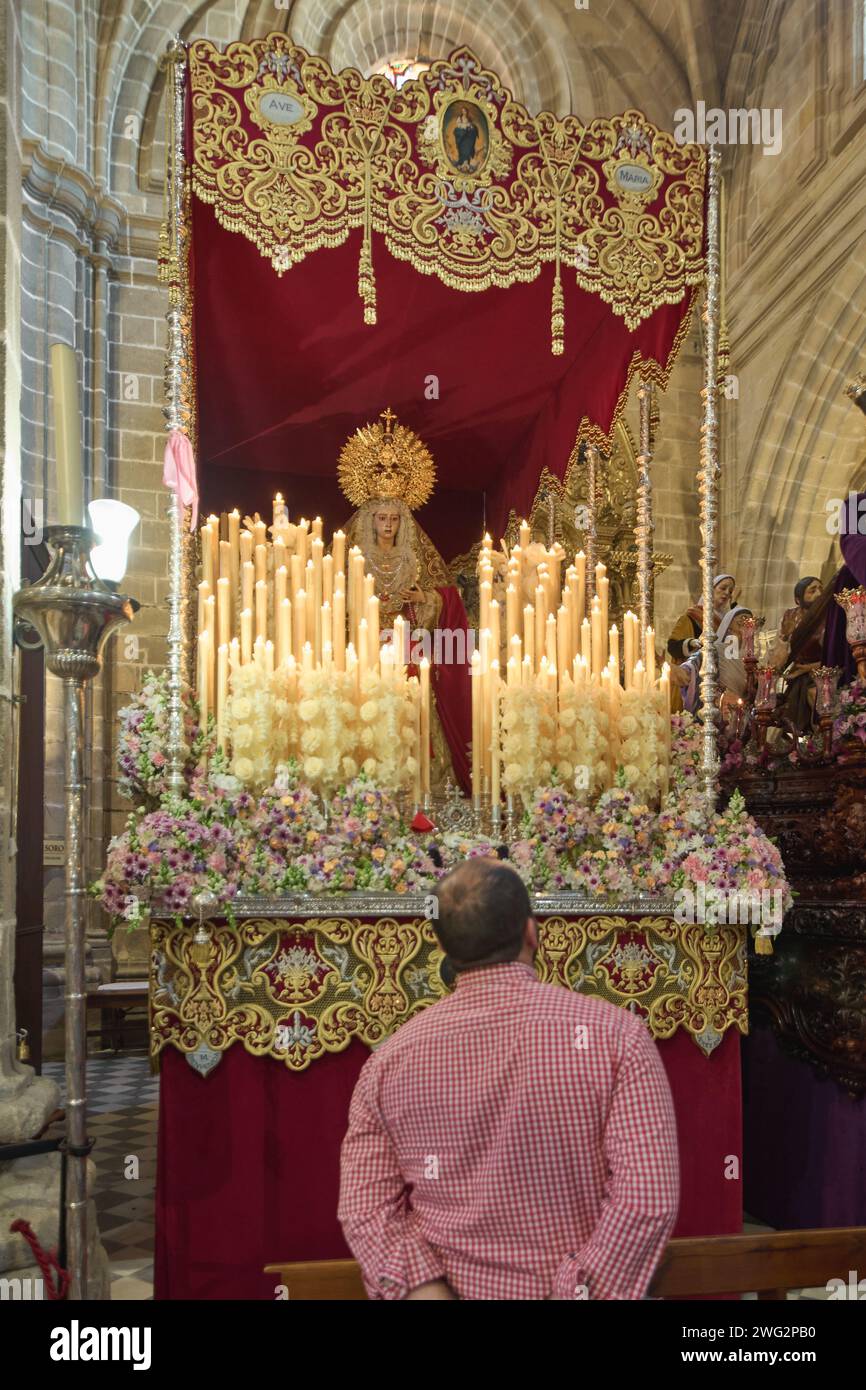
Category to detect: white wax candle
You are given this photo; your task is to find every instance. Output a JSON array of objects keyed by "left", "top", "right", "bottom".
[{"left": 50, "top": 343, "right": 84, "bottom": 524}]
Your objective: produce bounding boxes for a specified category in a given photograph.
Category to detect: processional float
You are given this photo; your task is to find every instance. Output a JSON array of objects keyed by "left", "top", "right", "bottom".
[{"left": 139, "top": 33, "right": 757, "bottom": 1299}]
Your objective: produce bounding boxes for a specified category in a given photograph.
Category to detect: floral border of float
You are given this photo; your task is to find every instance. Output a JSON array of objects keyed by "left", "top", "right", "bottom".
[{"left": 93, "top": 670, "right": 792, "bottom": 939}]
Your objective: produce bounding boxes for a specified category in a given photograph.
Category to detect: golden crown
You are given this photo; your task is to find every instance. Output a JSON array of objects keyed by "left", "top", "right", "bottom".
[{"left": 338, "top": 407, "right": 436, "bottom": 511}]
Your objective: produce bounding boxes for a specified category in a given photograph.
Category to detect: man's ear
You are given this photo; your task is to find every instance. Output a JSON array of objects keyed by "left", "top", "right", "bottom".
[{"left": 526, "top": 916, "right": 539, "bottom": 950}]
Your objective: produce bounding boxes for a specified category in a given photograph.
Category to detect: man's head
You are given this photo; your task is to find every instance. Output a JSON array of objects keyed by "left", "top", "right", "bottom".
[{"left": 433, "top": 858, "right": 537, "bottom": 973}]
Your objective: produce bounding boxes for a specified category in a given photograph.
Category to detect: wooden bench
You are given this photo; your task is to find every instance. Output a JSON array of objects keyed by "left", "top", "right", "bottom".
[
  {"left": 86, "top": 981, "right": 149, "bottom": 1053},
  {"left": 265, "top": 1226, "right": 866, "bottom": 1301}
]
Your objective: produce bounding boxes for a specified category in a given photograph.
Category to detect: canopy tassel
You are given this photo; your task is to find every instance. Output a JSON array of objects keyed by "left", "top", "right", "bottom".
[
  {"left": 551, "top": 267, "right": 564, "bottom": 356},
  {"left": 359, "top": 231, "right": 377, "bottom": 325}
]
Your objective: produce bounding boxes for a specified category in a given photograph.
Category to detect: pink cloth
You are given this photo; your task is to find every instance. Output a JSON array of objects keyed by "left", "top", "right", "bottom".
[
  {"left": 338, "top": 960, "right": 679, "bottom": 1300},
  {"left": 162, "top": 430, "right": 199, "bottom": 529}
]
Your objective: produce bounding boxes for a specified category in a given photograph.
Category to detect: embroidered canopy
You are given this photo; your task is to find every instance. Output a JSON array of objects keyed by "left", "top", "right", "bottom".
[{"left": 175, "top": 34, "right": 706, "bottom": 550}]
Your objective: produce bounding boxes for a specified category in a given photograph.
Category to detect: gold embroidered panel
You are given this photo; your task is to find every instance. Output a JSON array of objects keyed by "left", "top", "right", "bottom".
[
  {"left": 150, "top": 914, "right": 746, "bottom": 1075},
  {"left": 187, "top": 35, "right": 706, "bottom": 331}
]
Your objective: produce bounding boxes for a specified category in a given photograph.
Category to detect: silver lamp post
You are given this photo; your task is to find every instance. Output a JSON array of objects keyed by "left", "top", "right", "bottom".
[{"left": 13, "top": 526, "right": 132, "bottom": 1299}]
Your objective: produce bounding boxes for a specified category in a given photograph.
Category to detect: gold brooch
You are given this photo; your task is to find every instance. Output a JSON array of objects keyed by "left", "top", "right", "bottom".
[{"left": 338, "top": 407, "right": 436, "bottom": 511}]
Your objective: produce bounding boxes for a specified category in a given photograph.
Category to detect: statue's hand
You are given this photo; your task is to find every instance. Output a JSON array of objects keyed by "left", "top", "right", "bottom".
[{"left": 406, "top": 586, "right": 426, "bottom": 604}]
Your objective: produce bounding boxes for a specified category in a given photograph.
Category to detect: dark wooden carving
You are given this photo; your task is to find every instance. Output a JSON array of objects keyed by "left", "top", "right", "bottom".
[{"left": 726, "top": 763, "right": 866, "bottom": 1096}]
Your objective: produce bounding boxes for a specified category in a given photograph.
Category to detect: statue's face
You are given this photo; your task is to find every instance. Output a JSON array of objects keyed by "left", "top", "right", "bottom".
[
  {"left": 714, "top": 578, "right": 734, "bottom": 609},
  {"left": 373, "top": 508, "right": 401, "bottom": 542},
  {"left": 728, "top": 613, "right": 751, "bottom": 641},
  {"left": 803, "top": 579, "right": 821, "bottom": 606}
]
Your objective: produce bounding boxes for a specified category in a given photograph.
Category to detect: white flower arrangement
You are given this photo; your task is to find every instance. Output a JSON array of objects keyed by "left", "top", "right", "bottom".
[
  {"left": 226, "top": 662, "right": 278, "bottom": 789},
  {"left": 556, "top": 680, "right": 609, "bottom": 801},
  {"left": 501, "top": 684, "right": 555, "bottom": 801},
  {"left": 354, "top": 671, "right": 418, "bottom": 792},
  {"left": 296, "top": 667, "right": 360, "bottom": 795},
  {"left": 613, "top": 687, "right": 668, "bottom": 802}
]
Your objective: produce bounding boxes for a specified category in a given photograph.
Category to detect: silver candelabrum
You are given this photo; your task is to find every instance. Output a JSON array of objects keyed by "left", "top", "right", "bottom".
[{"left": 13, "top": 526, "right": 133, "bottom": 1301}]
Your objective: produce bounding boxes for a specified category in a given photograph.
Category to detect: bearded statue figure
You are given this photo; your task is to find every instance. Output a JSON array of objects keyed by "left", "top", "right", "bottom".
[{"left": 339, "top": 409, "right": 472, "bottom": 794}]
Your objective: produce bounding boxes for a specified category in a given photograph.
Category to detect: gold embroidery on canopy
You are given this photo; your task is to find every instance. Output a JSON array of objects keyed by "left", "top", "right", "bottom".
[{"left": 187, "top": 35, "right": 706, "bottom": 331}]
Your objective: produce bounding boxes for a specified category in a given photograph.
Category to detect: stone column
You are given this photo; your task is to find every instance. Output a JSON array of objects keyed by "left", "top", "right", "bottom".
[{"left": 0, "top": 0, "right": 107, "bottom": 1299}]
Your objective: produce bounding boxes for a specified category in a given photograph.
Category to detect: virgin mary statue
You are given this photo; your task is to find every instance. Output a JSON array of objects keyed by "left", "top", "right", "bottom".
[{"left": 338, "top": 408, "right": 472, "bottom": 793}]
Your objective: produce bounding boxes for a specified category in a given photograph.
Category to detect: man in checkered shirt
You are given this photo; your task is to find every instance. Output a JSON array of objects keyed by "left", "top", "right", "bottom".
[{"left": 338, "top": 858, "right": 679, "bottom": 1300}]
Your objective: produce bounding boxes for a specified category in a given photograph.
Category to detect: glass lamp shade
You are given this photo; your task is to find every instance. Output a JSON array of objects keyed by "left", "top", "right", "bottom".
[
  {"left": 88, "top": 499, "right": 140, "bottom": 583},
  {"left": 836, "top": 587, "right": 866, "bottom": 644}
]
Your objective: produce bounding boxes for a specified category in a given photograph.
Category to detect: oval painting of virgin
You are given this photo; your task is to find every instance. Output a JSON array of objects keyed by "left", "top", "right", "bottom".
[{"left": 442, "top": 100, "right": 489, "bottom": 176}]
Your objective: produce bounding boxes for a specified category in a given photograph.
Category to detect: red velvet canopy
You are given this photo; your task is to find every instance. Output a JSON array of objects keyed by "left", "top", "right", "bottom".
[{"left": 184, "top": 36, "right": 704, "bottom": 559}]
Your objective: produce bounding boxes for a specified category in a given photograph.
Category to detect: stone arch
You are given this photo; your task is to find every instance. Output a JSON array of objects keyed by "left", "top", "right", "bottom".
[{"left": 730, "top": 244, "right": 866, "bottom": 617}]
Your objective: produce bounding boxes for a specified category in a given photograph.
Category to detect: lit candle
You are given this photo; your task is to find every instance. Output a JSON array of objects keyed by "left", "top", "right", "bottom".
[
  {"left": 557, "top": 606, "right": 569, "bottom": 684},
  {"left": 204, "top": 594, "right": 216, "bottom": 704},
  {"left": 471, "top": 650, "right": 482, "bottom": 799},
  {"left": 610, "top": 623, "right": 620, "bottom": 679},
  {"left": 332, "top": 530, "right": 346, "bottom": 577},
  {"left": 506, "top": 583, "right": 519, "bottom": 647},
  {"left": 580, "top": 617, "right": 591, "bottom": 669},
  {"left": 358, "top": 617, "right": 369, "bottom": 684},
  {"left": 240, "top": 530, "right": 253, "bottom": 566},
  {"left": 623, "top": 611, "right": 636, "bottom": 690},
  {"left": 312, "top": 538, "right": 324, "bottom": 661},
  {"left": 591, "top": 596, "right": 602, "bottom": 678},
  {"left": 519, "top": 519, "right": 531, "bottom": 550},
  {"left": 50, "top": 343, "right": 84, "bottom": 524},
  {"left": 197, "top": 580, "right": 211, "bottom": 637},
  {"left": 367, "top": 594, "right": 380, "bottom": 670},
  {"left": 294, "top": 590, "right": 306, "bottom": 664},
  {"left": 272, "top": 492, "right": 286, "bottom": 529},
  {"left": 321, "top": 599, "right": 332, "bottom": 657},
  {"left": 278, "top": 597, "right": 291, "bottom": 667},
  {"left": 253, "top": 518, "right": 267, "bottom": 552},
  {"left": 241, "top": 560, "right": 254, "bottom": 616},
  {"left": 575, "top": 550, "right": 586, "bottom": 626},
  {"left": 200, "top": 524, "right": 214, "bottom": 590},
  {"left": 645, "top": 627, "right": 656, "bottom": 684},
  {"left": 290, "top": 553, "right": 303, "bottom": 604},
  {"left": 217, "top": 575, "right": 231, "bottom": 649},
  {"left": 524, "top": 604, "right": 535, "bottom": 673},
  {"left": 480, "top": 579, "right": 492, "bottom": 632},
  {"left": 411, "top": 680, "right": 422, "bottom": 806},
  {"left": 297, "top": 518, "right": 309, "bottom": 568},
  {"left": 255, "top": 579, "right": 267, "bottom": 641},
  {"left": 228, "top": 509, "right": 240, "bottom": 613},
  {"left": 240, "top": 608, "right": 252, "bottom": 665},
  {"left": 312, "top": 516, "right": 323, "bottom": 541},
  {"left": 197, "top": 632, "right": 209, "bottom": 733},
  {"left": 490, "top": 660, "right": 501, "bottom": 812},
  {"left": 216, "top": 643, "right": 228, "bottom": 751},
  {"left": 322, "top": 553, "right": 334, "bottom": 608},
  {"left": 333, "top": 587, "right": 346, "bottom": 670},
  {"left": 275, "top": 563, "right": 288, "bottom": 611},
  {"left": 507, "top": 654, "right": 518, "bottom": 687},
  {"left": 420, "top": 656, "right": 431, "bottom": 797},
  {"left": 546, "top": 611, "right": 557, "bottom": 670},
  {"left": 265, "top": 639, "right": 274, "bottom": 676},
  {"left": 254, "top": 543, "right": 267, "bottom": 588},
  {"left": 489, "top": 598, "right": 500, "bottom": 668},
  {"left": 219, "top": 538, "right": 231, "bottom": 582},
  {"left": 598, "top": 573, "right": 609, "bottom": 666}
]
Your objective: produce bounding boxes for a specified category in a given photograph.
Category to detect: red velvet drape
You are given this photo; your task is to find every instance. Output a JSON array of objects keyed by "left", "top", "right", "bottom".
[
  {"left": 190, "top": 191, "right": 695, "bottom": 555},
  {"left": 154, "top": 1028, "right": 741, "bottom": 1300}
]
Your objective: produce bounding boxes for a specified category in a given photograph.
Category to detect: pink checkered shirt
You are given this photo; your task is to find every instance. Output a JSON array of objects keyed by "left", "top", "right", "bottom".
[{"left": 338, "top": 961, "right": 679, "bottom": 1300}]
